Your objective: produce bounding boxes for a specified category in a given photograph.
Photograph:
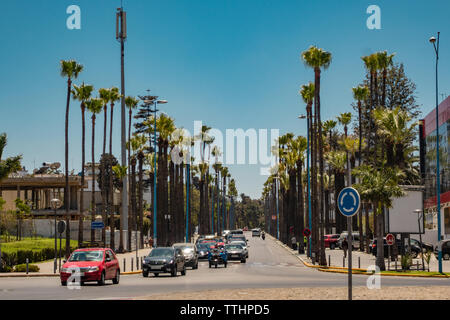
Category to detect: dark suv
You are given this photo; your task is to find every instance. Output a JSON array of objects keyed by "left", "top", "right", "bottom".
[
  {"left": 435, "top": 240, "right": 450, "bottom": 260},
  {"left": 142, "top": 247, "right": 186, "bottom": 277}
]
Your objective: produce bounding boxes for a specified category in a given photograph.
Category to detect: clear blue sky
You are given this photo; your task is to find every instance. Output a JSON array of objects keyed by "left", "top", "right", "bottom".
[{"left": 0, "top": 0, "right": 449, "bottom": 198}]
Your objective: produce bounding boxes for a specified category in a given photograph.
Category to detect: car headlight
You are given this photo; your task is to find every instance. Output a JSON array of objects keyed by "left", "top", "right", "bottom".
[
  {"left": 169, "top": 260, "right": 174, "bottom": 264},
  {"left": 87, "top": 266, "right": 99, "bottom": 272}
]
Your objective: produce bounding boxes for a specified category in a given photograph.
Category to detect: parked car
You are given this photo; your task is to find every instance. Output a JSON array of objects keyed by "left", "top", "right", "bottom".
[
  {"left": 324, "top": 234, "right": 340, "bottom": 250},
  {"left": 60, "top": 248, "right": 120, "bottom": 286},
  {"left": 225, "top": 243, "right": 247, "bottom": 263},
  {"left": 229, "top": 240, "right": 248, "bottom": 258},
  {"left": 252, "top": 228, "right": 261, "bottom": 237},
  {"left": 337, "top": 232, "right": 360, "bottom": 250},
  {"left": 371, "top": 238, "right": 421, "bottom": 258},
  {"left": 173, "top": 243, "right": 198, "bottom": 269},
  {"left": 410, "top": 238, "right": 433, "bottom": 252},
  {"left": 196, "top": 243, "right": 212, "bottom": 260},
  {"left": 142, "top": 247, "right": 186, "bottom": 277},
  {"left": 434, "top": 239, "right": 450, "bottom": 260}
]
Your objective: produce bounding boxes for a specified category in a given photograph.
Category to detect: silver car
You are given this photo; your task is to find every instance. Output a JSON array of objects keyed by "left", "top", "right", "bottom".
[
  {"left": 225, "top": 244, "right": 247, "bottom": 263},
  {"left": 230, "top": 240, "right": 248, "bottom": 258},
  {"left": 173, "top": 243, "right": 199, "bottom": 269}
]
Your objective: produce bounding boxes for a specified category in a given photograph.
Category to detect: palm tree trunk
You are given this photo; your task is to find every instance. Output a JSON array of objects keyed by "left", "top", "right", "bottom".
[
  {"left": 91, "top": 115, "right": 96, "bottom": 244},
  {"left": 79, "top": 105, "right": 86, "bottom": 246},
  {"left": 130, "top": 157, "right": 137, "bottom": 251},
  {"left": 169, "top": 160, "right": 175, "bottom": 245},
  {"left": 108, "top": 103, "right": 115, "bottom": 251},
  {"left": 101, "top": 106, "right": 107, "bottom": 246},
  {"left": 375, "top": 202, "right": 386, "bottom": 270},
  {"left": 65, "top": 78, "right": 72, "bottom": 258},
  {"left": 138, "top": 152, "right": 144, "bottom": 248}
]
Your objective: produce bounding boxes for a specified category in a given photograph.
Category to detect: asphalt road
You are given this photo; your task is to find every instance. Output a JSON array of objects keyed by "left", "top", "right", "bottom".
[{"left": 0, "top": 232, "right": 449, "bottom": 300}]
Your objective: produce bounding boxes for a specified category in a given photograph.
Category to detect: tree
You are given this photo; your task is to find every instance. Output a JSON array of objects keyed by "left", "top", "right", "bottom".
[
  {"left": 353, "top": 165, "right": 405, "bottom": 270},
  {"left": 0, "top": 133, "right": 22, "bottom": 182},
  {"left": 301, "top": 46, "right": 332, "bottom": 266},
  {"left": 86, "top": 97, "right": 103, "bottom": 244},
  {"left": 60, "top": 59, "right": 83, "bottom": 258},
  {"left": 72, "top": 83, "right": 94, "bottom": 245}
]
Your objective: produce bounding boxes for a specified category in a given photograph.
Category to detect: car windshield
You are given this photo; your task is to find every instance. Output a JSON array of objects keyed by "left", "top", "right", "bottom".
[
  {"left": 226, "top": 244, "right": 243, "bottom": 250},
  {"left": 231, "top": 241, "right": 246, "bottom": 247},
  {"left": 149, "top": 248, "right": 174, "bottom": 258},
  {"left": 69, "top": 250, "right": 104, "bottom": 262}
]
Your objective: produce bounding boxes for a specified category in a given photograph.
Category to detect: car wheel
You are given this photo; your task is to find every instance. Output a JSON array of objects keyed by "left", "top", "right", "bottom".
[
  {"left": 171, "top": 265, "right": 177, "bottom": 277},
  {"left": 154, "top": 273, "right": 159, "bottom": 277},
  {"left": 193, "top": 262, "right": 198, "bottom": 270},
  {"left": 181, "top": 265, "right": 186, "bottom": 276},
  {"left": 143, "top": 271, "right": 148, "bottom": 277},
  {"left": 444, "top": 253, "right": 450, "bottom": 260},
  {"left": 215, "top": 262, "right": 218, "bottom": 268},
  {"left": 61, "top": 281, "right": 67, "bottom": 286},
  {"left": 97, "top": 272, "right": 106, "bottom": 286},
  {"left": 411, "top": 251, "right": 418, "bottom": 259},
  {"left": 113, "top": 270, "right": 120, "bottom": 284},
  {"left": 241, "top": 259, "right": 246, "bottom": 263},
  {"left": 209, "top": 263, "right": 212, "bottom": 268},
  {"left": 224, "top": 262, "right": 227, "bottom": 268}
]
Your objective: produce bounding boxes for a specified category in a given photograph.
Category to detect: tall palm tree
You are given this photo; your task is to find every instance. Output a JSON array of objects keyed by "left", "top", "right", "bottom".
[
  {"left": 98, "top": 88, "right": 111, "bottom": 245},
  {"left": 300, "top": 83, "right": 315, "bottom": 238},
  {"left": 123, "top": 96, "right": 139, "bottom": 252},
  {"left": 72, "top": 83, "right": 94, "bottom": 245},
  {"left": 352, "top": 85, "right": 369, "bottom": 251},
  {"left": 376, "top": 51, "right": 395, "bottom": 107},
  {"left": 86, "top": 97, "right": 103, "bottom": 244},
  {"left": 108, "top": 87, "right": 121, "bottom": 250},
  {"left": 60, "top": 60, "right": 83, "bottom": 258},
  {"left": 302, "top": 46, "right": 332, "bottom": 266},
  {"left": 326, "top": 150, "right": 346, "bottom": 233}
]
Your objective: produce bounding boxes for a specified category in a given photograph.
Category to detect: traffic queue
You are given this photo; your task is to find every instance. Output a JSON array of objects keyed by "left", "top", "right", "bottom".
[{"left": 59, "top": 228, "right": 264, "bottom": 286}]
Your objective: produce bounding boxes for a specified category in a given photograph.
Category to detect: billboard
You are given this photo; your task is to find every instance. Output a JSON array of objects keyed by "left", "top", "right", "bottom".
[{"left": 387, "top": 186, "right": 424, "bottom": 234}]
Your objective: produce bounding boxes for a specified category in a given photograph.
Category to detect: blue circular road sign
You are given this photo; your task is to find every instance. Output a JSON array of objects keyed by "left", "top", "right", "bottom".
[{"left": 337, "top": 187, "right": 361, "bottom": 217}]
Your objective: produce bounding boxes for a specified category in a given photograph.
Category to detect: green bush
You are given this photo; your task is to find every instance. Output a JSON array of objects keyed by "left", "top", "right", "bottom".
[
  {"left": 14, "top": 264, "right": 40, "bottom": 272},
  {"left": 401, "top": 253, "right": 412, "bottom": 270}
]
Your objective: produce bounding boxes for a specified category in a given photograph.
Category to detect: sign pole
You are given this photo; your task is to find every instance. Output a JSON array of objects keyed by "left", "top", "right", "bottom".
[{"left": 348, "top": 216, "right": 352, "bottom": 300}]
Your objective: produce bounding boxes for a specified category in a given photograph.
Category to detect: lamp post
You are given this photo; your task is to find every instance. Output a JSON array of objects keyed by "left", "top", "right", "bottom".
[
  {"left": 144, "top": 98, "right": 167, "bottom": 248},
  {"left": 274, "top": 176, "right": 280, "bottom": 240},
  {"left": 51, "top": 198, "right": 62, "bottom": 273},
  {"left": 430, "top": 32, "right": 443, "bottom": 273},
  {"left": 299, "top": 114, "right": 312, "bottom": 258}
]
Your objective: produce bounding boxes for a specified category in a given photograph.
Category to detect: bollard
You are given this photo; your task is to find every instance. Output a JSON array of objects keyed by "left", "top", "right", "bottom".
[
  {"left": 123, "top": 258, "right": 126, "bottom": 272},
  {"left": 328, "top": 255, "right": 331, "bottom": 267},
  {"left": 131, "top": 257, "right": 134, "bottom": 272},
  {"left": 395, "top": 256, "right": 397, "bottom": 271},
  {"left": 136, "top": 256, "right": 139, "bottom": 270},
  {"left": 358, "top": 256, "right": 360, "bottom": 269},
  {"left": 26, "top": 258, "right": 29, "bottom": 274},
  {"left": 417, "top": 260, "right": 419, "bottom": 271},
  {"left": 343, "top": 256, "right": 345, "bottom": 268}
]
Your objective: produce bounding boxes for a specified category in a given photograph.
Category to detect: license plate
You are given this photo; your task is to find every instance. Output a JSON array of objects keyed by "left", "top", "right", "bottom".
[
  {"left": 151, "top": 266, "right": 162, "bottom": 270},
  {"left": 232, "top": 254, "right": 239, "bottom": 258}
]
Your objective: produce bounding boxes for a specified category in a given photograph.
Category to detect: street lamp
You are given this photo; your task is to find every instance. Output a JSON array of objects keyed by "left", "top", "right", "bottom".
[
  {"left": 50, "top": 198, "right": 62, "bottom": 273},
  {"left": 298, "top": 114, "right": 312, "bottom": 257},
  {"left": 144, "top": 98, "right": 168, "bottom": 248},
  {"left": 429, "top": 32, "right": 443, "bottom": 273}
]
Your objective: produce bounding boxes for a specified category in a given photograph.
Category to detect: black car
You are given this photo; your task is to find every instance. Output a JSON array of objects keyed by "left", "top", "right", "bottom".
[
  {"left": 142, "top": 247, "right": 186, "bottom": 277},
  {"left": 196, "top": 243, "right": 211, "bottom": 260},
  {"left": 173, "top": 243, "right": 199, "bottom": 269},
  {"left": 434, "top": 240, "right": 450, "bottom": 260},
  {"left": 410, "top": 238, "right": 434, "bottom": 252},
  {"left": 225, "top": 244, "right": 247, "bottom": 263},
  {"left": 371, "top": 238, "right": 421, "bottom": 258}
]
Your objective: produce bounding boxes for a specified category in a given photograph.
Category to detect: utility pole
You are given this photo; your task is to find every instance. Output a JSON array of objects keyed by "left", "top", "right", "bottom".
[{"left": 116, "top": 6, "right": 128, "bottom": 252}]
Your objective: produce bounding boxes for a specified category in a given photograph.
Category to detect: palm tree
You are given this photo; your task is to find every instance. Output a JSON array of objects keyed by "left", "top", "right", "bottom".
[
  {"left": 354, "top": 165, "right": 405, "bottom": 270},
  {"left": 300, "top": 83, "right": 315, "bottom": 237},
  {"left": 0, "top": 134, "right": 22, "bottom": 182},
  {"left": 302, "top": 46, "right": 332, "bottom": 266},
  {"left": 108, "top": 87, "right": 121, "bottom": 250},
  {"left": 376, "top": 51, "right": 395, "bottom": 107},
  {"left": 123, "top": 96, "right": 139, "bottom": 252},
  {"left": 72, "top": 83, "right": 94, "bottom": 245},
  {"left": 86, "top": 97, "right": 103, "bottom": 244},
  {"left": 326, "top": 151, "right": 346, "bottom": 233},
  {"left": 60, "top": 60, "right": 83, "bottom": 258}
]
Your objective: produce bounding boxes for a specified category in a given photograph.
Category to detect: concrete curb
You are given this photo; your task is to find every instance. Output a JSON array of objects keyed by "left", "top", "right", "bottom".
[{"left": 267, "top": 233, "right": 450, "bottom": 279}]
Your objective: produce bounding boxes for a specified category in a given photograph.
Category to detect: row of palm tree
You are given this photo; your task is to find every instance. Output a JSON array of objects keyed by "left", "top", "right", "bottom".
[{"left": 262, "top": 47, "right": 420, "bottom": 270}]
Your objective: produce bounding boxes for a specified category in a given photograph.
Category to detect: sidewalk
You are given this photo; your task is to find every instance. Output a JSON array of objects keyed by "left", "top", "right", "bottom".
[
  {"left": 268, "top": 234, "right": 448, "bottom": 273},
  {"left": 0, "top": 247, "right": 154, "bottom": 277}
]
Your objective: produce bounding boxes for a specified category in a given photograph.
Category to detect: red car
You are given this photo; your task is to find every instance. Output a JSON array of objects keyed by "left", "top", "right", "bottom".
[
  {"left": 324, "top": 234, "right": 340, "bottom": 250},
  {"left": 60, "top": 248, "right": 120, "bottom": 286}
]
